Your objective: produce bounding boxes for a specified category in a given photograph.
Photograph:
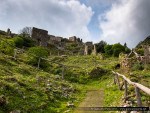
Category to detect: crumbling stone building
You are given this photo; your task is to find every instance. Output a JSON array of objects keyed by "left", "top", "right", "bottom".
[
  {"left": 48, "top": 35, "right": 62, "bottom": 44},
  {"left": 69, "top": 36, "right": 82, "bottom": 43},
  {"left": 84, "top": 42, "right": 97, "bottom": 55},
  {"left": 31, "top": 27, "right": 48, "bottom": 46},
  {"left": 120, "top": 45, "right": 150, "bottom": 72}
]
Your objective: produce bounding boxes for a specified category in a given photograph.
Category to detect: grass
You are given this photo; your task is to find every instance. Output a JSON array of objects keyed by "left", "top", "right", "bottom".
[
  {"left": 0, "top": 53, "right": 78, "bottom": 113},
  {"left": 1, "top": 50, "right": 149, "bottom": 113}
]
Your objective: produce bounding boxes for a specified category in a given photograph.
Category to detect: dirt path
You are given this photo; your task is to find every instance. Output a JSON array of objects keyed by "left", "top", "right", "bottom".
[{"left": 74, "top": 89, "right": 104, "bottom": 113}]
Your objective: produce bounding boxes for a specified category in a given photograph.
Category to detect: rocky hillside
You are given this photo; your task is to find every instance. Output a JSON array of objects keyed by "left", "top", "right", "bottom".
[{"left": 136, "top": 36, "right": 150, "bottom": 48}]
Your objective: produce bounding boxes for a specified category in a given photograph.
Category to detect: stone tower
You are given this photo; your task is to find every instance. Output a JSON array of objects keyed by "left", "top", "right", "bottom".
[
  {"left": 84, "top": 45, "right": 88, "bottom": 55},
  {"left": 92, "top": 44, "right": 97, "bottom": 55}
]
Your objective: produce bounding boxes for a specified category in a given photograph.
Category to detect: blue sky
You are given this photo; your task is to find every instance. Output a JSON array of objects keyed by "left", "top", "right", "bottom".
[
  {"left": 80, "top": 0, "right": 113, "bottom": 42},
  {"left": 0, "top": 0, "right": 150, "bottom": 48}
]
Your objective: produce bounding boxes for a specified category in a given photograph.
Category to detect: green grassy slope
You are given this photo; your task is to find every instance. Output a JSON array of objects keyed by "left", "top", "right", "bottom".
[
  {"left": 0, "top": 51, "right": 123, "bottom": 113},
  {"left": 0, "top": 53, "right": 78, "bottom": 113}
]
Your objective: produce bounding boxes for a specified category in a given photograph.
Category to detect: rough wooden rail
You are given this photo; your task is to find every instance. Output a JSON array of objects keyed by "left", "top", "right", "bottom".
[{"left": 112, "top": 71, "right": 150, "bottom": 109}]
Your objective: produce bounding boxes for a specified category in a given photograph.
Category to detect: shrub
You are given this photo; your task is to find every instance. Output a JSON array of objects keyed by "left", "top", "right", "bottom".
[
  {"left": 136, "top": 48, "right": 144, "bottom": 56},
  {"left": 22, "top": 37, "right": 35, "bottom": 47},
  {"left": 0, "top": 39, "right": 15, "bottom": 55},
  {"left": 89, "top": 67, "right": 108, "bottom": 78},
  {"left": 96, "top": 40, "right": 107, "bottom": 53},
  {"left": 132, "top": 62, "right": 144, "bottom": 71},
  {"left": 13, "top": 36, "right": 24, "bottom": 48},
  {"left": 28, "top": 46, "right": 48, "bottom": 58},
  {"left": 112, "top": 43, "right": 125, "bottom": 57},
  {"left": 104, "top": 45, "right": 113, "bottom": 56},
  {"left": 27, "top": 47, "right": 49, "bottom": 68}
]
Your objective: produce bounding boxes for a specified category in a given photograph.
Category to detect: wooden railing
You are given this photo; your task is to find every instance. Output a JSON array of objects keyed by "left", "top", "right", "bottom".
[{"left": 112, "top": 71, "right": 150, "bottom": 108}]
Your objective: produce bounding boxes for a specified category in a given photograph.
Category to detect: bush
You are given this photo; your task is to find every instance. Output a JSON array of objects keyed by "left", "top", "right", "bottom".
[
  {"left": 96, "top": 40, "right": 107, "bottom": 53},
  {"left": 89, "top": 67, "right": 108, "bottom": 78},
  {"left": 136, "top": 48, "right": 144, "bottom": 56},
  {"left": 22, "top": 37, "right": 35, "bottom": 47},
  {"left": 13, "top": 36, "right": 24, "bottom": 48},
  {"left": 132, "top": 62, "right": 144, "bottom": 71},
  {"left": 0, "top": 39, "right": 15, "bottom": 55},
  {"left": 28, "top": 46, "right": 49, "bottom": 58},
  {"left": 104, "top": 45, "right": 113, "bottom": 56},
  {"left": 113, "top": 48, "right": 121, "bottom": 57},
  {"left": 27, "top": 47, "right": 49, "bottom": 68},
  {"left": 112, "top": 43, "right": 125, "bottom": 57}
]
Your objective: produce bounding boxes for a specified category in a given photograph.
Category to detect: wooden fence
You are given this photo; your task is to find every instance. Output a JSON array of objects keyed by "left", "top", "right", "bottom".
[{"left": 112, "top": 71, "right": 150, "bottom": 109}]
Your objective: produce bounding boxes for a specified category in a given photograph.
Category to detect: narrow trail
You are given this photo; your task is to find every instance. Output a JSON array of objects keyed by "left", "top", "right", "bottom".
[{"left": 74, "top": 89, "right": 104, "bottom": 113}]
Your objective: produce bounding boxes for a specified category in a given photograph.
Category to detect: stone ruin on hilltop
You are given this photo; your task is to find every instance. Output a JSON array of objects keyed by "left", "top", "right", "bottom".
[
  {"left": 1, "top": 27, "right": 98, "bottom": 56},
  {"left": 120, "top": 45, "right": 150, "bottom": 72},
  {"left": 31, "top": 27, "right": 97, "bottom": 55},
  {"left": 31, "top": 27, "right": 48, "bottom": 46}
]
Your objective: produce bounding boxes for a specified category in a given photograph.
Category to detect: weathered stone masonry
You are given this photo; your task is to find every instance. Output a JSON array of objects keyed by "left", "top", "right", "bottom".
[{"left": 31, "top": 27, "right": 48, "bottom": 47}]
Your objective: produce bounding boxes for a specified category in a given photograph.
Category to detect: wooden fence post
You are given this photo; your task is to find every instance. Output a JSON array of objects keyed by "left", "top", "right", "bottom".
[
  {"left": 38, "top": 57, "right": 41, "bottom": 69},
  {"left": 114, "top": 75, "right": 116, "bottom": 84},
  {"left": 62, "top": 66, "right": 65, "bottom": 79},
  {"left": 124, "top": 80, "right": 128, "bottom": 102},
  {"left": 14, "top": 49, "right": 17, "bottom": 60},
  {"left": 116, "top": 74, "right": 121, "bottom": 90},
  {"left": 120, "top": 81, "right": 124, "bottom": 90},
  {"left": 135, "top": 87, "right": 142, "bottom": 107}
]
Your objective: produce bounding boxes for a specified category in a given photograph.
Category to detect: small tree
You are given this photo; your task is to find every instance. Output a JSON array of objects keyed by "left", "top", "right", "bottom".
[
  {"left": 20, "top": 27, "right": 32, "bottom": 38},
  {"left": 104, "top": 44, "right": 113, "bottom": 56},
  {"left": 96, "top": 40, "right": 107, "bottom": 53},
  {"left": 112, "top": 43, "right": 125, "bottom": 57},
  {"left": 27, "top": 46, "right": 49, "bottom": 68}
]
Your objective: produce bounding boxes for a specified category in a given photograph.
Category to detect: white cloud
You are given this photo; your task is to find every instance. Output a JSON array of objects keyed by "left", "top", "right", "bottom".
[
  {"left": 0, "top": 0, "right": 94, "bottom": 41},
  {"left": 99, "top": 0, "right": 150, "bottom": 48}
]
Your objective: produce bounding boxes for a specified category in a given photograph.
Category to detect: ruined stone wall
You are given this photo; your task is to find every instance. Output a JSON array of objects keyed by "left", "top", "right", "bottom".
[
  {"left": 69, "top": 36, "right": 82, "bottom": 43},
  {"left": 85, "top": 42, "right": 93, "bottom": 46},
  {"left": 69, "top": 36, "right": 76, "bottom": 42},
  {"left": 84, "top": 45, "right": 88, "bottom": 55},
  {"left": 84, "top": 42, "right": 96, "bottom": 55},
  {"left": 32, "top": 27, "right": 48, "bottom": 46},
  {"left": 144, "top": 45, "right": 150, "bottom": 64},
  {"left": 55, "top": 37, "right": 62, "bottom": 42},
  {"left": 92, "top": 44, "right": 97, "bottom": 55}
]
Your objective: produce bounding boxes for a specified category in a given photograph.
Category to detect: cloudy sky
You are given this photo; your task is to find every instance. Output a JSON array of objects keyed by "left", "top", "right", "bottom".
[{"left": 0, "top": 0, "right": 150, "bottom": 48}]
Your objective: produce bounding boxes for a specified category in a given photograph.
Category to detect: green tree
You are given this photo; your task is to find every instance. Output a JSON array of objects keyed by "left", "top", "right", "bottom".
[
  {"left": 112, "top": 43, "right": 125, "bottom": 57},
  {"left": 104, "top": 44, "right": 113, "bottom": 56},
  {"left": 27, "top": 47, "right": 49, "bottom": 68},
  {"left": 125, "top": 47, "right": 131, "bottom": 54},
  {"left": 28, "top": 46, "right": 49, "bottom": 58},
  {"left": 124, "top": 42, "right": 127, "bottom": 48},
  {"left": 123, "top": 43, "right": 131, "bottom": 54},
  {"left": 20, "top": 27, "right": 32, "bottom": 38},
  {"left": 96, "top": 40, "right": 107, "bottom": 53}
]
